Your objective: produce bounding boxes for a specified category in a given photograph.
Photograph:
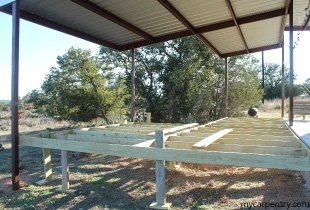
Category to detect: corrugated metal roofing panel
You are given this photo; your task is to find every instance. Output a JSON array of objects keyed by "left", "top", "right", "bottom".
[
  {"left": 90, "top": 0, "right": 187, "bottom": 37},
  {"left": 231, "top": 0, "right": 285, "bottom": 18},
  {"left": 202, "top": 27, "right": 245, "bottom": 54},
  {"left": 241, "top": 17, "right": 282, "bottom": 49},
  {"left": 168, "top": 0, "right": 232, "bottom": 27},
  {"left": 285, "top": 0, "right": 309, "bottom": 27},
  {"left": 20, "top": 0, "right": 143, "bottom": 45}
]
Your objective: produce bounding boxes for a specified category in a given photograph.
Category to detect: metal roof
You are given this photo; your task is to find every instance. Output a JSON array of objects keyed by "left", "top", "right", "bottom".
[{"left": 1, "top": 0, "right": 309, "bottom": 57}]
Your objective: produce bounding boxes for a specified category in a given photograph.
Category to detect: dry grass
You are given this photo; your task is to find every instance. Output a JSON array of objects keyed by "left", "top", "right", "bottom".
[{"left": 1, "top": 145, "right": 309, "bottom": 209}]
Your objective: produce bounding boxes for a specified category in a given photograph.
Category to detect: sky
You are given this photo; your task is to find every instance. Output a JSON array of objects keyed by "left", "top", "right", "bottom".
[{"left": 0, "top": 12, "right": 309, "bottom": 100}]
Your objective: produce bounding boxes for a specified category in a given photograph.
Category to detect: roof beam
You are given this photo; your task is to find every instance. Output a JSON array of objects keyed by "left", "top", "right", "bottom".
[
  {"left": 222, "top": 43, "right": 281, "bottom": 58},
  {"left": 0, "top": 5, "right": 120, "bottom": 50},
  {"left": 120, "top": 8, "right": 286, "bottom": 51},
  {"left": 279, "top": 0, "right": 291, "bottom": 42},
  {"left": 157, "top": 0, "right": 221, "bottom": 56},
  {"left": 284, "top": 26, "right": 309, "bottom": 30},
  {"left": 225, "top": 0, "right": 249, "bottom": 53},
  {"left": 70, "top": 0, "right": 156, "bottom": 43}
]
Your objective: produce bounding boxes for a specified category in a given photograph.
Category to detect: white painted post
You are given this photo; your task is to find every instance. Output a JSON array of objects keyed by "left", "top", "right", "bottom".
[
  {"left": 149, "top": 130, "right": 171, "bottom": 209},
  {"left": 61, "top": 150, "right": 69, "bottom": 191}
]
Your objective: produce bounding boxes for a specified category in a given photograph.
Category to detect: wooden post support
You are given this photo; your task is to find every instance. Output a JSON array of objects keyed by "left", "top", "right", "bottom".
[
  {"left": 36, "top": 148, "right": 53, "bottom": 185},
  {"left": 11, "top": 0, "right": 20, "bottom": 191},
  {"left": 289, "top": 0, "right": 294, "bottom": 126},
  {"left": 150, "top": 130, "right": 171, "bottom": 210},
  {"left": 146, "top": 112, "right": 151, "bottom": 123},
  {"left": 61, "top": 150, "right": 69, "bottom": 191},
  {"left": 281, "top": 39, "right": 285, "bottom": 118}
]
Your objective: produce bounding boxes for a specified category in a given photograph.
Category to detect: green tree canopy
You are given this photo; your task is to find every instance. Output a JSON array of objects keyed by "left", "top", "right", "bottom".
[
  {"left": 100, "top": 37, "right": 263, "bottom": 122},
  {"left": 27, "top": 47, "right": 128, "bottom": 122}
]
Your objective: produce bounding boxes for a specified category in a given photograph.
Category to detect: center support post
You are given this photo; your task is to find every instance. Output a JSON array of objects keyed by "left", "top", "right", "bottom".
[{"left": 150, "top": 130, "right": 171, "bottom": 209}]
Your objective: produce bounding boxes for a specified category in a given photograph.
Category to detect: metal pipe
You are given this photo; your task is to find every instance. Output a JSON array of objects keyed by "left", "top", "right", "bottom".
[
  {"left": 262, "top": 51, "right": 265, "bottom": 104},
  {"left": 289, "top": 0, "right": 294, "bottom": 126},
  {"left": 281, "top": 39, "right": 285, "bottom": 118},
  {"left": 11, "top": 0, "right": 20, "bottom": 190},
  {"left": 224, "top": 57, "right": 228, "bottom": 117},
  {"left": 130, "top": 48, "right": 136, "bottom": 122}
]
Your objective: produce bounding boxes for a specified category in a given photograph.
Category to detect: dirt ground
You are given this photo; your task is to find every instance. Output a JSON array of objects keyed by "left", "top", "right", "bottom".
[{"left": 1, "top": 100, "right": 310, "bottom": 209}]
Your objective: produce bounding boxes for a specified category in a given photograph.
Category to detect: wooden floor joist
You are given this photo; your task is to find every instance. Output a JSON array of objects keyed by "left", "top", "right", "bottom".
[
  {"left": 21, "top": 118, "right": 310, "bottom": 171},
  {"left": 20, "top": 135, "right": 310, "bottom": 171},
  {"left": 192, "top": 129, "right": 233, "bottom": 148}
]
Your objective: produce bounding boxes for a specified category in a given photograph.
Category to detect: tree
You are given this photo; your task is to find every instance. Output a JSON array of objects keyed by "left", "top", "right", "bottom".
[
  {"left": 27, "top": 47, "right": 128, "bottom": 122},
  {"left": 303, "top": 78, "right": 310, "bottom": 96},
  {"left": 99, "top": 37, "right": 263, "bottom": 122}
]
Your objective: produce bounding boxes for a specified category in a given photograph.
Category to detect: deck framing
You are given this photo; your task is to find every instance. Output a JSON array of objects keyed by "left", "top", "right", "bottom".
[{"left": 20, "top": 118, "right": 310, "bottom": 171}]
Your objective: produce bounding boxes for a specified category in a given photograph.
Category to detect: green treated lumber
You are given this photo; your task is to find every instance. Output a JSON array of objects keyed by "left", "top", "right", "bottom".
[
  {"left": 66, "top": 134, "right": 146, "bottom": 145},
  {"left": 20, "top": 136, "right": 310, "bottom": 171},
  {"left": 192, "top": 129, "right": 233, "bottom": 148},
  {"left": 133, "top": 123, "right": 202, "bottom": 147},
  {"left": 194, "top": 129, "right": 292, "bottom": 136},
  {"left": 165, "top": 141, "right": 306, "bottom": 156},
  {"left": 147, "top": 123, "right": 199, "bottom": 135},
  {"left": 73, "top": 129, "right": 154, "bottom": 140},
  {"left": 168, "top": 136, "right": 300, "bottom": 147},
  {"left": 180, "top": 132, "right": 297, "bottom": 141}
]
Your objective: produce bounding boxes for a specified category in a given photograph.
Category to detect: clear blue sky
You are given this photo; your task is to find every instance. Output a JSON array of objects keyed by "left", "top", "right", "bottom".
[{"left": 0, "top": 12, "right": 309, "bottom": 100}]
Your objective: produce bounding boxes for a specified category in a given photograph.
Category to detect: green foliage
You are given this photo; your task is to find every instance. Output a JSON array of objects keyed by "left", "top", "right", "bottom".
[
  {"left": 263, "top": 62, "right": 304, "bottom": 99},
  {"left": 27, "top": 47, "right": 128, "bottom": 122},
  {"left": 100, "top": 37, "right": 263, "bottom": 122},
  {"left": 302, "top": 78, "right": 310, "bottom": 96}
]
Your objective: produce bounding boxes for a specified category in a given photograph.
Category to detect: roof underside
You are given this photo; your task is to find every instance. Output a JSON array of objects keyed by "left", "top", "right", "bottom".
[{"left": 1, "top": 0, "right": 309, "bottom": 57}]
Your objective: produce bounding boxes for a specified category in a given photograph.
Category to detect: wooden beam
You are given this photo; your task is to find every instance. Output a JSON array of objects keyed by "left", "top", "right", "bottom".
[
  {"left": 195, "top": 129, "right": 292, "bottom": 136},
  {"left": 149, "top": 130, "right": 171, "bottom": 209},
  {"left": 66, "top": 134, "right": 146, "bottom": 145},
  {"left": 119, "top": 8, "right": 286, "bottom": 51},
  {"left": 11, "top": 0, "right": 20, "bottom": 191},
  {"left": 167, "top": 141, "right": 306, "bottom": 156},
  {"left": 19, "top": 136, "right": 310, "bottom": 171},
  {"left": 157, "top": 0, "right": 221, "bottom": 56},
  {"left": 36, "top": 148, "right": 53, "bottom": 185},
  {"left": 147, "top": 123, "right": 199, "bottom": 135},
  {"left": 181, "top": 132, "right": 297, "bottom": 141},
  {"left": 222, "top": 43, "right": 281, "bottom": 58},
  {"left": 168, "top": 136, "right": 300, "bottom": 147},
  {"left": 72, "top": 130, "right": 154, "bottom": 140},
  {"left": 205, "top": 124, "right": 288, "bottom": 130},
  {"left": 61, "top": 150, "right": 69, "bottom": 191},
  {"left": 192, "top": 129, "right": 233, "bottom": 148},
  {"left": 70, "top": 0, "right": 156, "bottom": 42},
  {"left": 225, "top": 0, "right": 249, "bottom": 53},
  {"left": 134, "top": 123, "right": 200, "bottom": 147},
  {"left": 43, "top": 148, "right": 52, "bottom": 181}
]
